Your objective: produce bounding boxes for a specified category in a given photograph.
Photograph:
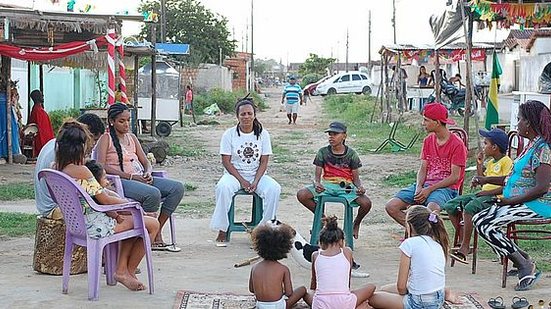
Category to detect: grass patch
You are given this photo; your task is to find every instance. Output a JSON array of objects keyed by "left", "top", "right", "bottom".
[
  {"left": 175, "top": 201, "right": 214, "bottom": 217},
  {"left": 272, "top": 143, "right": 295, "bottom": 163},
  {"left": 382, "top": 171, "right": 416, "bottom": 187},
  {"left": 167, "top": 143, "right": 206, "bottom": 157},
  {"left": 323, "top": 95, "right": 423, "bottom": 154},
  {"left": 0, "top": 212, "right": 36, "bottom": 237},
  {"left": 0, "top": 182, "right": 35, "bottom": 201},
  {"left": 184, "top": 183, "right": 198, "bottom": 192}
]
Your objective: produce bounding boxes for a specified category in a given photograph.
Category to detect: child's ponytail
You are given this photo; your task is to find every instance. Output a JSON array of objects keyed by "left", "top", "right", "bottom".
[
  {"left": 428, "top": 212, "right": 450, "bottom": 260},
  {"left": 319, "top": 215, "right": 345, "bottom": 247}
]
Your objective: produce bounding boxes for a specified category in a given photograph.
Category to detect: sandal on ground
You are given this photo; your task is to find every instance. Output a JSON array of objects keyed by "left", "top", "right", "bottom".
[
  {"left": 515, "top": 269, "right": 542, "bottom": 291},
  {"left": 487, "top": 296, "right": 505, "bottom": 309},
  {"left": 511, "top": 296, "right": 529, "bottom": 309},
  {"left": 165, "top": 244, "right": 181, "bottom": 252},
  {"left": 215, "top": 240, "right": 228, "bottom": 247},
  {"left": 450, "top": 252, "right": 469, "bottom": 265},
  {"left": 151, "top": 243, "right": 169, "bottom": 251}
]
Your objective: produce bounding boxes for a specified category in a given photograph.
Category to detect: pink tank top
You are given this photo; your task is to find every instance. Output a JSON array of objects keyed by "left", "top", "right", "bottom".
[
  {"left": 102, "top": 133, "right": 142, "bottom": 173},
  {"left": 314, "top": 249, "right": 351, "bottom": 294}
]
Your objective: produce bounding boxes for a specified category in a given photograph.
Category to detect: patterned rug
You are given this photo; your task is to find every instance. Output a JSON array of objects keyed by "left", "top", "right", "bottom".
[
  {"left": 173, "top": 290, "right": 484, "bottom": 309},
  {"left": 443, "top": 293, "right": 486, "bottom": 309}
]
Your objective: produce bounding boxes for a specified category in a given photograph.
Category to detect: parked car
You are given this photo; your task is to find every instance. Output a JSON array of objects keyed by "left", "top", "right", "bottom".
[
  {"left": 315, "top": 71, "right": 372, "bottom": 96},
  {"left": 304, "top": 75, "right": 332, "bottom": 96}
]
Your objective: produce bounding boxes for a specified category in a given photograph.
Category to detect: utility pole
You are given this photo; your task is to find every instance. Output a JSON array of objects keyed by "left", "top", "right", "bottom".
[
  {"left": 250, "top": 0, "right": 255, "bottom": 92},
  {"left": 345, "top": 29, "right": 349, "bottom": 72},
  {"left": 160, "top": 0, "right": 166, "bottom": 42},
  {"left": 392, "top": 0, "right": 397, "bottom": 44},
  {"left": 368, "top": 10, "right": 372, "bottom": 73}
]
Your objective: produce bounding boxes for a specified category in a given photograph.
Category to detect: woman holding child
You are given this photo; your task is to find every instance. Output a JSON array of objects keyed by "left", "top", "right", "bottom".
[
  {"left": 473, "top": 100, "right": 551, "bottom": 291},
  {"left": 55, "top": 120, "right": 159, "bottom": 291}
]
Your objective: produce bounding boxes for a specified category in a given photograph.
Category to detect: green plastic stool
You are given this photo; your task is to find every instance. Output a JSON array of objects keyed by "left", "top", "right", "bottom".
[
  {"left": 310, "top": 195, "right": 356, "bottom": 250},
  {"left": 226, "top": 189, "right": 263, "bottom": 241}
]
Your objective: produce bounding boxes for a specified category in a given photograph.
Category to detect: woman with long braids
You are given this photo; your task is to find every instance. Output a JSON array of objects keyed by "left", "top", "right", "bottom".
[
  {"left": 95, "top": 103, "right": 184, "bottom": 252},
  {"left": 473, "top": 100, "right": 551, "bottom": 291},
  {"left": 210, "top": 98, "right": 281, "bottom": 245}
]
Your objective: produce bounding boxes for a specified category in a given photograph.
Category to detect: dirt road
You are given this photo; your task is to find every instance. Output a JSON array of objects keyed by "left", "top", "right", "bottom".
[{"left": 0, "top": 88, "right": 549, "bottom": 308}]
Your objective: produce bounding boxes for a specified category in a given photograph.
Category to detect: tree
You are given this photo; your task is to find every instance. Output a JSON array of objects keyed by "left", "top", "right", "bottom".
[
  {"left": 253, "top": 58, "right": 280, "bottom": 76},
  {"left": 299, "top": 53, "right": 336, "bottom": 77},
  {"left": 139, "top": 0, "right": 237, "bottom": 65}
]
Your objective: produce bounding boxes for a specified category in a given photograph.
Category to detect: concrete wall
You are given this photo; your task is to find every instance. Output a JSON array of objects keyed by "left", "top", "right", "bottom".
[
  {"left": 193, "top": 64, "right": 232, "bottom": 92},
  {"left": 520, "top": 53, "right": 551, "bottom": 92},
  {"left": 10, "top": 59, "right": 102, "bottom": 122}
]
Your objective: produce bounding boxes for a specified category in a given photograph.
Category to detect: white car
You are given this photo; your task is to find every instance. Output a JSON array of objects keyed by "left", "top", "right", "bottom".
[{"left": 315, "top": 71, "right": 372, "bottom": 96}]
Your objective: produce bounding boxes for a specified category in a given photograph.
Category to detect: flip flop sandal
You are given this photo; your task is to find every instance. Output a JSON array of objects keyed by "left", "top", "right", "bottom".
[
  {"left": 215, "top": 240, "right": 228, "bottom": 247},
  {"left": 488, "top": 296, "right": 505, "bottom": 309},
  {"left": 151, "top": 243, "right": 169, "bottom": 251},
  {"left": 507, "top": 268, "right": 519, "bottom": 277},
  {"left": 511, "top": 296, "right": 529, "bottom": 309},
  {"left": 515, "top": 270, "right": 542, "bottom": 291},
  {"left": 450, "top": 252, "right": 469, "bottom": 265},
  {"left": 165, "top": 244, "right": 182, "bottom": 252}
]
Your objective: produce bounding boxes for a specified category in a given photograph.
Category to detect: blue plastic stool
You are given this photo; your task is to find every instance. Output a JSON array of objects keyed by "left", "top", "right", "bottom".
[
  {"left": 310, "top": 195, "right": 356, "bottom": 250},
  {"left": 226, "top": 189, "right": 263, "bottom": 241}
]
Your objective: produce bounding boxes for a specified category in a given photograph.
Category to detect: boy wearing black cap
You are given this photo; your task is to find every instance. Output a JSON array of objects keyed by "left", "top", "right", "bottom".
[
  {"left": 297, "top": 122, "right": 372, "bottom": 239},
  {"left": 445, "top": 128, "right": 513, "bottom": 264}
]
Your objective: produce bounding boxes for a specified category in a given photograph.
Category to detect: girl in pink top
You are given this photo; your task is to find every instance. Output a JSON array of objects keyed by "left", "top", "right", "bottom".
[{"left": 305, "top": 216, "right": 375, "bottom": 309}]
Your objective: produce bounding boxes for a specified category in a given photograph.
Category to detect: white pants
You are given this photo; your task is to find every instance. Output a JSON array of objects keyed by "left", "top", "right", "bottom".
[
  {"left": 210, "top": 173, "right": 281, "bottom": 232},
  {"left": 256, "top": 296, "right": 286, "bottom": 309}
]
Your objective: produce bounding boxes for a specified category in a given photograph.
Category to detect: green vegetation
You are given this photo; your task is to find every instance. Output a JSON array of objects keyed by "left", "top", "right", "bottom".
[
  {"left": 49, "top": 108, "right": 80, "bottom": 134},
  {"left": 184, "top": 183, "right": 197, "bottom": 192},
  {"left": 323, "top": 95, "right": 423, "bottom": 154},
  {"left": 193, "top": 88, "right": 267, "bottom": 115},
  {"left": 0, "top": 213, "right": 36, "bottom": 237},
  {"left": 0, "top": 182, "right": 34, "bottom": 201},
  {"left": 382, "top": 171, "right": 417, "bottom": 187},
  {"left": 175, "top": 201, "right": 214, "bottom": 217},
  {"left": 299, "top": 53, "right": 336, "bottom": 77},
  {"left": 272, "top": 143, "right": 295, "bottom": 163},
  {"left": 167, "top": 143, "right": 206, "bottom": 157}
]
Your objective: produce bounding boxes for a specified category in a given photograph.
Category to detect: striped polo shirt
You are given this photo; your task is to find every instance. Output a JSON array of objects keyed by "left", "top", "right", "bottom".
[{"left": 283, "top": 83, "right": 302, "bottom": 104}]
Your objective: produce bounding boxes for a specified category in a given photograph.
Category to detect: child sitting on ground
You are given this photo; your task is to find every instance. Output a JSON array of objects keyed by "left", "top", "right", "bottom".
[
  {"left": 369, "top": 206, "right": 460, "bottom": 308},
  {"left": 297, "top": 121, "right": 372, "bottom": 239},
  {"left": 249, "top": 221, "right": 308, "bottom": 309},
  {"left": 443, "top": 128, "right": 512, "bottom": 264},
  {"left": 305, "top": 216, "right": 375, "bottom": 308}
]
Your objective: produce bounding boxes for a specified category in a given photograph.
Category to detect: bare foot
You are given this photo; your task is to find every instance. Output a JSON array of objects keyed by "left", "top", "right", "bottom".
[
  {"left": 353, "top": 223, "right": 360, "bottom": 239},
  {"left": 114, "top": 273, "right": 146, "bottom": 291},
  {"left": 215, "top": 231, "right": 227, "bottom": 243},
  {"left": 445, "top": 288, "right": 462, "bottom": 304}
]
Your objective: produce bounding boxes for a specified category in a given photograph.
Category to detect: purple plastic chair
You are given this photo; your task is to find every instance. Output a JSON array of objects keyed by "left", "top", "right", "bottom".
[
  {"left": 38, "top": 169, "right": 154, "bottom": 301},
  {"left": 106, "top": 170, "right": 178, "bottom": 251}
]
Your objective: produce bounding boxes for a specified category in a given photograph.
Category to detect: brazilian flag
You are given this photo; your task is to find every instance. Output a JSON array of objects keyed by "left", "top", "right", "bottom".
[{"left": 485, "top": 51, "right": 502, "bottom": 130}]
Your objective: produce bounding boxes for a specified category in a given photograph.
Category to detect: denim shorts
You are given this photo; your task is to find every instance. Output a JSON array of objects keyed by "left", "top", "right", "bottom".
[
  {"left": 395, "top": 183, "right": 458, "bottom": 208},
  {"left": 403, "top": 289, "right": 444, "bottom": 309}
]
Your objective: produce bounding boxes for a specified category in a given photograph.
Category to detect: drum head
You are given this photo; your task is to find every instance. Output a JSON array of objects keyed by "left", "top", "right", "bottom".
[{"left": 23, "top": 123, "right": 38, "bottom": 136}]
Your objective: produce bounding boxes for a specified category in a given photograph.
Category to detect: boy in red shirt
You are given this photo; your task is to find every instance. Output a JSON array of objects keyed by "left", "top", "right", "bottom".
[{"left": 385, "top": 103, "right": 467, "bottom": 227}]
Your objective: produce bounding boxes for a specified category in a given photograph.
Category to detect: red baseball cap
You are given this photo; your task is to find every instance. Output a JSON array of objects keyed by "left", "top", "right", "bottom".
[{"left": 423, "top": 103, "right": 455, "bottom": 125}]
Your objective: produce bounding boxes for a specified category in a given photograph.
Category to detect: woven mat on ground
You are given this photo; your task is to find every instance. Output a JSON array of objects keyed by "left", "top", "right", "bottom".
[
  {"left": 443, "top": 293, "right": 485, "bottom": 309},
  {"left": 173, "top": 290, "right": 311, "bottom": 309}
]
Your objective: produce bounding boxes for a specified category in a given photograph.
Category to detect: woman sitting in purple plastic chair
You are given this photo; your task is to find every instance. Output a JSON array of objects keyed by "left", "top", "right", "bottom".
[{"left": 55, "top": 120, "right": 159, "bottom": 291}]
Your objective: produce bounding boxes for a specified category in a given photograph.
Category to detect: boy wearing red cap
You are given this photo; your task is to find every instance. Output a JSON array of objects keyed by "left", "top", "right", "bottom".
[{"left": 385, "top": 103, "right": 467, "bottom": 227}]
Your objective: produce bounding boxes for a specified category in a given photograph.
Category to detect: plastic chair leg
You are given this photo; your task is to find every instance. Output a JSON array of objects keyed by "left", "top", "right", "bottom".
[
  {"left": 344, "top": 203, "right": 354, "bottom": 250},
  {"left": 310, "top": 202, "right": 325, "bottom": 246},
  {"left": 87, "top": 241, "right": 102, "bottom": 301},
  {"left": 62, "top": 233, "right": 73, "bottom": 294}
]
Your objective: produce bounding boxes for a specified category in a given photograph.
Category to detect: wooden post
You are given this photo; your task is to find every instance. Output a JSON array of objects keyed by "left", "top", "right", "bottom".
[
  {"left": 461, "top": 0, "right": 474, "bottom": 133},
  {"left": 2, "top": 56, "right": 13, "bottom": 163},
  {"left": 39, "top": 64, "right": 44, "bottom": 93},
  {"left": 397, "top": 53, "right": 404, "bottom": 112},
  {"left": 384, "top": 55, "right": 392, "bottom": 123},
  {"left": 133, "top": 55, "right": 139, "bottom": 135},
  {"left": 434, "top": 50, "right": 442, "bottom": 103},
  {"left": 27, "top": 62, "right": 31, "bottom": 123},
  {"left": 150, "top": 23, "right": 157, "bottom": 137}
]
